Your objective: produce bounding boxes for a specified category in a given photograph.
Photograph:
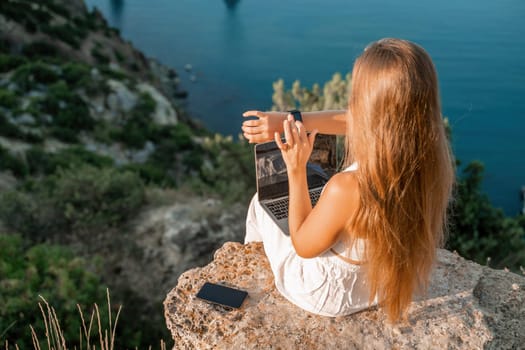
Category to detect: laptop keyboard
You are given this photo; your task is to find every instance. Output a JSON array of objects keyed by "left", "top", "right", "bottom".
[{"left": 266, "top": 188, "right": 323, "bottom": 220}]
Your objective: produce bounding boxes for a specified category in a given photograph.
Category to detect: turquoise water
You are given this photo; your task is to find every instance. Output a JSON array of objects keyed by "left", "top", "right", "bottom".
[{"left": 86, "top": 0, "right": 525, "bottom": 214}]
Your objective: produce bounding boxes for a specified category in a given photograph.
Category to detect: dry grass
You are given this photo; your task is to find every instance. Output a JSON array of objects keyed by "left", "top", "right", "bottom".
[{"left": 4, "top": 289, "right": 167, "bottom": 350}]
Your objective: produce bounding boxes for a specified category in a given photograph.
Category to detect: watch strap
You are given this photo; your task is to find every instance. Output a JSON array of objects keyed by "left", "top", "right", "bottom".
[{"left": 287, "top": 109, "right": 303, "bottom": 123}]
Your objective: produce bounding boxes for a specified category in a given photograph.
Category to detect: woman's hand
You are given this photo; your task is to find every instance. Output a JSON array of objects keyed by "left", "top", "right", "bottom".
[
  {"left": 242, "top": 110, "right": 287, "bottom": 143},
  {"left": 275, "top": 114, "right": 318, "bottom": 174}
]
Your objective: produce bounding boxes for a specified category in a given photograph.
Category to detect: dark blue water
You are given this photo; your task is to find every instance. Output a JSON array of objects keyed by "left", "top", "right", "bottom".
[{"left": 86, "top": 0, "right": 525, "bottom": 215}]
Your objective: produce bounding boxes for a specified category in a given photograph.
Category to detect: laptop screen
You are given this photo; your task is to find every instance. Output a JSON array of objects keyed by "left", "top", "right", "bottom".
[{"left": 255, "top": 135, "right": 337, "bottom": 200}]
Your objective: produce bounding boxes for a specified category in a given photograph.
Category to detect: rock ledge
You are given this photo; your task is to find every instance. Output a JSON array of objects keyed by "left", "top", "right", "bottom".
[{"left": 164, "top": 242, "right": 525, "bottom": 349}]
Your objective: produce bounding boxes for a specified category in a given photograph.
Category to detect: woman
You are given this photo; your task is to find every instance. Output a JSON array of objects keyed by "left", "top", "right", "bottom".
[{"left": 241, "top": 38, "right": 455, "bottom": 322}]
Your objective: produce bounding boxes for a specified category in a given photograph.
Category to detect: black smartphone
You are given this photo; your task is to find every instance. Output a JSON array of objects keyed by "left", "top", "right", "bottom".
[{"left": 196, "top": 282, "right": 248, "bottom": 309}]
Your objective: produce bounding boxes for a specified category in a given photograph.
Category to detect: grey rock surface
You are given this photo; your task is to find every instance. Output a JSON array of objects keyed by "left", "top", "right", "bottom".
[{"left": 165, "top": 242, "right": 525, "bottom": 350}]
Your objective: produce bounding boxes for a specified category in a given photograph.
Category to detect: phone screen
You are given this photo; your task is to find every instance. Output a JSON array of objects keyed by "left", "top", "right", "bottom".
[{"left": 196, "top": 282, "right": 248, "bottom": 309}]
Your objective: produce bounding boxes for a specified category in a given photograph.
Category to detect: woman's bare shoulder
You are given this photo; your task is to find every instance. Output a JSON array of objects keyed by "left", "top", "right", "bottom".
[
  {"left": 321, "top": 171, "right": 360, "bottom": 211},
  {"left": 325, "top": 171, "right": 359, "bottom": 195}
]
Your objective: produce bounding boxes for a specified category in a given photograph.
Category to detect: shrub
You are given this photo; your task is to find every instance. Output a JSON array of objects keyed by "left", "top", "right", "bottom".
[
  {"left": 448, "top": 161, "right": 525, "bottom": 270},
  {"left": 23, "top": 17, "right": 39, "bottom": 33},
  {"left": 191, "top": 134, "right": 255, "bottom": 203},
  {"left": 130, "top": 62, "right": 141, "bottom": 72},
  {"left": 120, "top": 162, "right": 175, "bottom": 187},
  {"left": 84, "top": 10, "right": 101, "bottom": 31},
  {"left": 8, "top": 67, "right": 95, "bottom": 142},
  {"left": 92, "top": 121, "right": 119, "bottom": 144},
  {"left": 41, "top": 81, "right": 95, "bottom": 132},
  {"left": 0, "top": 113, "right": 43, "bottom": 143},
  {"left": 166, "top": 122, "right": 195, "bottom": 150},
  {"left": 43, "top": 0, "right": 71, "bottom": 19},
  {"left": 0, "top": 190, "right": 54, "bottom": 241},
  {"left": 104, "top": 27, "right": 121, "bottom": 38},
  {"left": 0, "top": 233, "right": 170, "bottom": 348},
  {"left": 98, "top": 65, "right": 129, "bottom": 81},
  {"left": 52, "top": 165, "right": 146, "bottom": 231},
  {"left": 133, "top": 92, "right": 157, "bottom": 118},
  {"left": 115, "top": 120, "right": 149, "bottom": 149},
  {"left": 0, "top": 234, "right": 106, "bottom": 349},
  {"left": 149, "top": 123, "right": 197, "bottom": 165},
  {"left": 183, "top": 148, "right": 204, "bottom": 170},
  {"left": 72, "top": 15, "right": 97, "bottom": 32},
  {"left": 0, "top": 234, "right": 110, "bottom": 349},
  {"left": 0, "top": 145, "right": 28, "bottom": 177},
  {"left": 12, "top": 62, "right": 60, "bottom": 91},
  {"left": 61, "top": 62, "right": 91, "bottom": 88},
  {"left": 114, "top": 49, "right": 125, "bottom": 63},
  {"left": 27, "top": 6, "right": 52, "bottom": 24},
  {"left": 24, "top": 146, "right": 53, "bottom": 175},
  {"left": 0, "top": 89, "right": 18, "bottom": 109},
  {"left": 126, "top": 123, "right": 201, "bottom": 186},
  {"left": 0, "top": 1, "right": 41, "bottom": 33},
  {"left": 0, "top": 38, "right": 9, "bottom": 53},
  {"left": 0, "top": 165, "right": 145, "bottom": 240},
  {"left": 58, "top": 146, "right": 113, "bottom": 169},
  {"left": 0, "top": 54, "right": 27, "bottom": 73},
  {"left": 25, "top": 146, "right": 114, "bottom": 176},
  {"left": 22, "top": 41, "right": 60, "bottom": 59},
  {"left": 49, "top": 126, "right": 79, "bottom": 143},
  {"left": 91, "top": 47, "right": 110, "bottom": 65},
  {"left": 114, "top": 92, "right": 157, "bottom": 148},
  {"left": 0, "top": 113, "right": 22, "bottom": 138},
  {"left": 40, "top": 23, "right": 82, "bottom": 49},
  {"left": 272, "top": 73, "right": 351, "bottom": 112}
]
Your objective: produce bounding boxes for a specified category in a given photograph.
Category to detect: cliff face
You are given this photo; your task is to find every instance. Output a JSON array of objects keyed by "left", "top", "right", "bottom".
[
  {"left": 164, "top": 242, "right": 525, "bottom": 350},
  {"left": 0, "top": 0, "right": 150, "bottom": 78},
  {"left": 0, "top": 1, "right": 190, "bottom": 183}
]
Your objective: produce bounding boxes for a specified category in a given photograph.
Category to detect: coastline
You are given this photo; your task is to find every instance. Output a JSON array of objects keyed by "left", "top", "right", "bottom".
[{"left": 83, "top": 0, "right": 525, "bottom": 215}]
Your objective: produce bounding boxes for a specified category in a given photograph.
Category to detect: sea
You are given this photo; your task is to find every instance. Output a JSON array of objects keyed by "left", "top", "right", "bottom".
[{"left": 85, "top": 0, "right": 525, "bottom": 215}]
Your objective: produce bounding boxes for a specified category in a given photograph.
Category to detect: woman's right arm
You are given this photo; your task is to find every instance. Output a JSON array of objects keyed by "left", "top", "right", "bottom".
[{"left": 242, "top": 110, "right": 347, "bottom": 143}]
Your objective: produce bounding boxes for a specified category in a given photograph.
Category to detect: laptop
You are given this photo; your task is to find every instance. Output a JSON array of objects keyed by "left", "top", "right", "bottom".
[{"left": 254, "top": 135, "right": 337, "bottom": 235}]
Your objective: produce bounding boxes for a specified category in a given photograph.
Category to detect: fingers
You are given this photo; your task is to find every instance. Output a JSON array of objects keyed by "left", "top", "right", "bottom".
[
  {"left": 241, "top": 123, "right": 263, "bottom": 134},
  {"left": 282, "top": 115, "right": 313, "bottom": 148},
  {"left": 242, "top": 122, "right": 264, "bottom": 143},
  {"left": 241, "top": 110, "right": 310, "bottom": 145},
  {"left": 242, "top": 111, "right": 269, "bottom": 143},
  {"left": 308, "top": 129, "right": 319, "bottom": 146},
  {"left": 296, "top": 121, "right": 307, "bottom": 144},
  {"left": 242, "top": 110, "right": 263, "bottom": 118},
  {"left": 242, "top": 119, "right": 260, "bottom": 127},
  {"left": 283, "top": 115, "right": 295, "bottom": 148},
  {"left": 242, "top": 115, "right": 264, "bottom": 143},
  {"left": 243, "top": 133, "right": 265, "bottom": 143},
  {"left": 274, "top": 132, "right": 286, "bottom": 151},
  {"left": 289, "top": 115, "right": 301, "bottom": 146}
]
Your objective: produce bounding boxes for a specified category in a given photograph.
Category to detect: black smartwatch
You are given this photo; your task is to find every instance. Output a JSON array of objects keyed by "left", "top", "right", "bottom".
[{"left": 288, "top": 109, "right": 303, "bottom": 123}]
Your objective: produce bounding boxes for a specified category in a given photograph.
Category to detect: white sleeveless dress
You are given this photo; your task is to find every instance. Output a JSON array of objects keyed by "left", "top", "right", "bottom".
[{"left": 244, "top": 164, "right": 376, "bottom": 316}]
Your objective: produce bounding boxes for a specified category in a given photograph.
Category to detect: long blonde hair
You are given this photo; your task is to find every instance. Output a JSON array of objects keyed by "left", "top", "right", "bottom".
[{"left": 345, "top": 38, "right": 455, "bottom": 322}]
